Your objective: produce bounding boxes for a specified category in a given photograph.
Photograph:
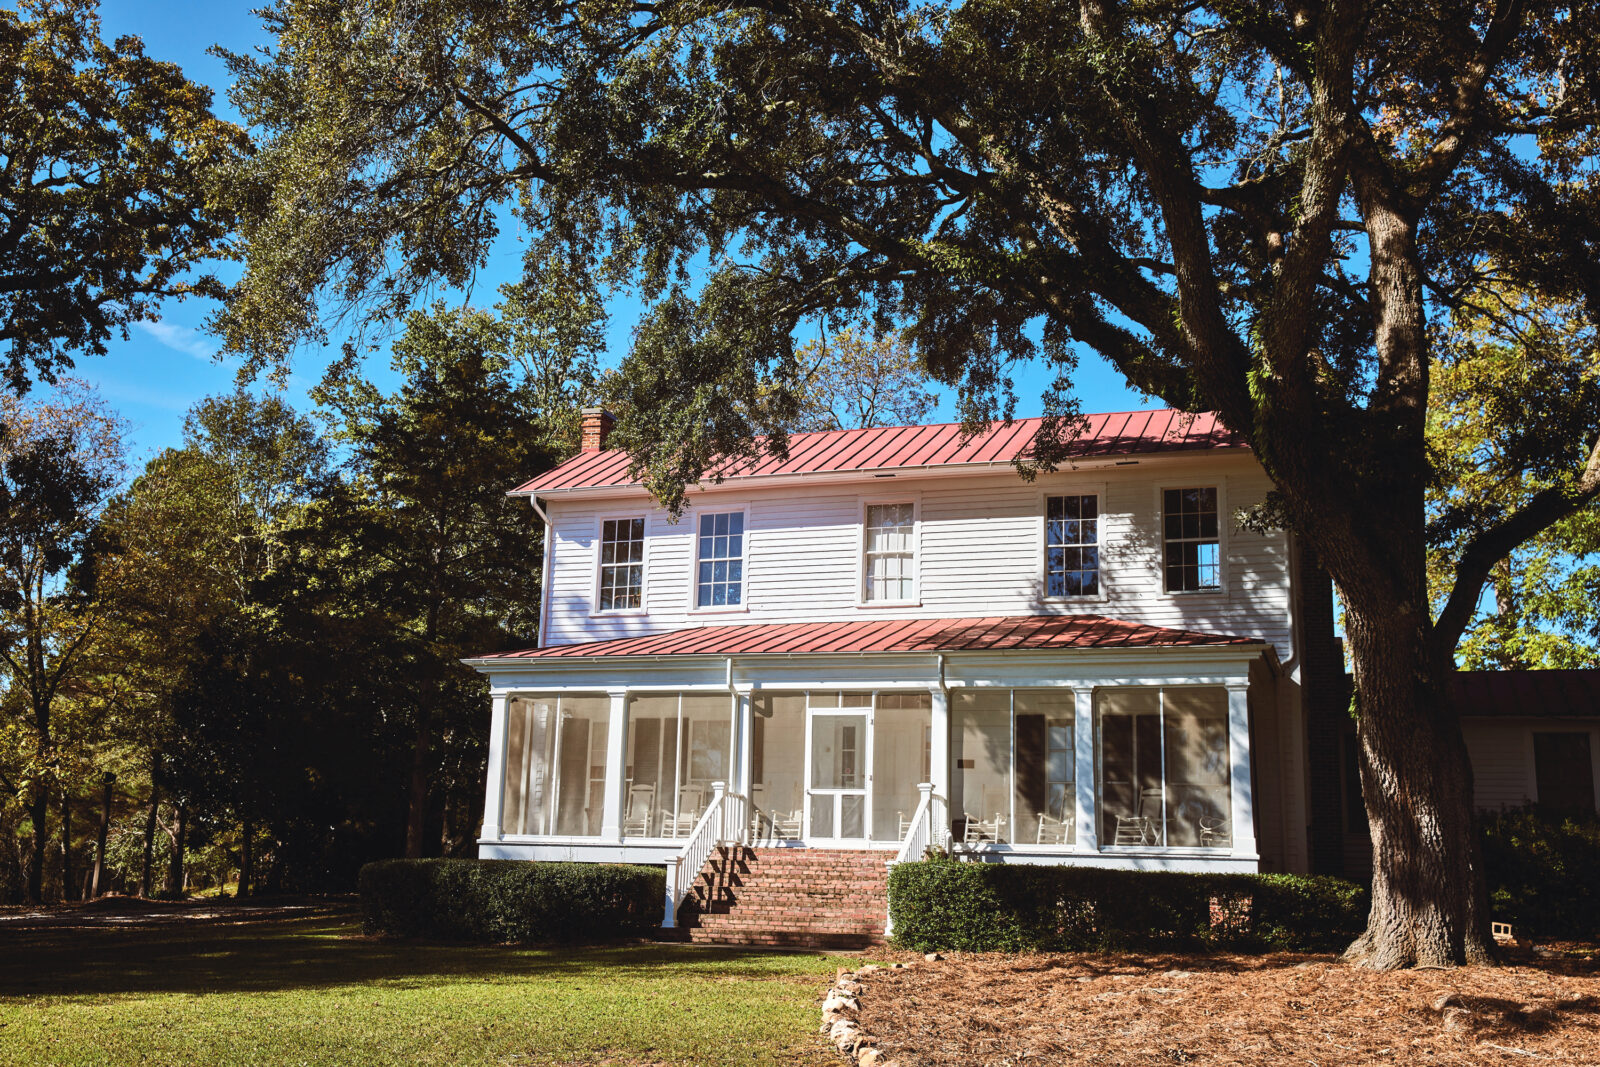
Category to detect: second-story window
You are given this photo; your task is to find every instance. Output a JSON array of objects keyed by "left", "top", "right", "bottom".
[
  {"left": 864, "top": 502, "right": 915, "bottom": 602},
  {"left": 1046, "top": 494, "right": 1099, "bottom": 596},
  {"left": 598, "top": 517, "right": 645, "bottom": 610},
  {"left": 1163, "top": 488, "right": 1220, "bottom": 592},
  {"left": 695, "top": 511, "right": 745, "bottom": 607}
]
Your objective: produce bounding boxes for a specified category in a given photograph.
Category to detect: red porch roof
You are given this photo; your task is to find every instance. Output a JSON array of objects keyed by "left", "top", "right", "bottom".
[
  {"left": 516, "top": 409, "right": 1247, "bottom": 494},
  {"left": 473, "top": 615, "right": 1262, "bottom": 661}
]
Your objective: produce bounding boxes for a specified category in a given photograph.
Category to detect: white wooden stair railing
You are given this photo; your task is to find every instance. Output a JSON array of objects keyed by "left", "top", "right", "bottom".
[
  {"left": 885, "top": 783, "right": 942, "bottom": 939},
  {"left": 664, "top": 781, "right": 748, "bottom": 926}
]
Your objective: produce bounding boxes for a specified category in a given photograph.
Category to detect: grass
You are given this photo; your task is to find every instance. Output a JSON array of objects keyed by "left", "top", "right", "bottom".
[{"left": 0, "top": 904, "right": 844, "bottom": 1066}]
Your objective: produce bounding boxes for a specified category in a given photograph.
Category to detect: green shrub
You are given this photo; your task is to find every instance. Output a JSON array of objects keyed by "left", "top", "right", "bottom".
[
  {"left": 887, "top": 859, "right": 1367, "bottom": 953},
  {"left": 1482, "top": 805, "right": 1600, "bottom": 940},
  {"left": 358, "top": 859, "right": 664, "bottom": 942}
]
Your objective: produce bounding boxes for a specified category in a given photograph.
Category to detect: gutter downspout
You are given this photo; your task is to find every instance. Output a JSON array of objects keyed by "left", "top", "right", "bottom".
[{"left": 530, "top": 495, "right": 554, "bottom": 647}]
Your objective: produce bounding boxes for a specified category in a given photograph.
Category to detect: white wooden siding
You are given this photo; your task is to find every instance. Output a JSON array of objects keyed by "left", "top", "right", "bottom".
[
  {"left": 540, "top": 453, "right": 1294, "bottom": 659},
  {"left": 1462, "top": 720, "right": 1534, "bottom": 810}
]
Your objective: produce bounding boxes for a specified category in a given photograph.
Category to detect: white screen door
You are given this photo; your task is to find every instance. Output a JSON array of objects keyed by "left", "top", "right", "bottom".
[{"left": 804, "top": 694, "right": 872, "bottom": 841}]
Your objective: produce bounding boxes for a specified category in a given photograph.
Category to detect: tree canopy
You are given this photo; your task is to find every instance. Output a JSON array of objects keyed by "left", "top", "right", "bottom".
[{"left": 0, "top": 0, "right": 248, "bottom": 391}]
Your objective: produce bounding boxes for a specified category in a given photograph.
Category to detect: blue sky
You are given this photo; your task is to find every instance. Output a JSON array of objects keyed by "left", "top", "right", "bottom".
[{"left": 71, "top": 1, "right": 1156, "bottom": 469}]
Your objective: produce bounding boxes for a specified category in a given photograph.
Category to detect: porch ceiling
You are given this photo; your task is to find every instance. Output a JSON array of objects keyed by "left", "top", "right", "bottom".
[{"left": 474, "top": 614, "right": 1262, "bottom": 661}]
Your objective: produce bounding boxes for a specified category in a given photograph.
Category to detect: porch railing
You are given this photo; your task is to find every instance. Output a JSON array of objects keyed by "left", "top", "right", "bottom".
[
  {"left": 892, "top": 782, "right": 944, "bottom": 865},
  {"left": 667, "top": 781, "right": 747, "bottom": 922}
]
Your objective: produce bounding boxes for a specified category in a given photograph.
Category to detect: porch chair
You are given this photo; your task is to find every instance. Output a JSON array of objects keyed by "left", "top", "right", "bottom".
[
  {"left": 1035, "top": 811, "right": 1073, "bottom": 845},
  {"left": 1112, "top": 814, "right": 1153, "bottom": 846},
  {"left": 665, "top": 784, "right": 706, "bottom": 838},
  {"left": 1199, "top": 814, "right": 1231, "bottom": 848},
  {"left": 769, "top": 809, "right": 802, "bottom": 841},
  {"left": 962, "top": 811, "right": 1005, "bottom": 843},
  {"left": 621, "top": 784, "right": 655, "bottom": 837}
]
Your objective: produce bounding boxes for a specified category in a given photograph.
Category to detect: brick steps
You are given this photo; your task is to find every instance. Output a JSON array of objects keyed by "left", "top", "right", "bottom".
[{"left": 678, "top": 846, "right": 890, "bottom": 948}]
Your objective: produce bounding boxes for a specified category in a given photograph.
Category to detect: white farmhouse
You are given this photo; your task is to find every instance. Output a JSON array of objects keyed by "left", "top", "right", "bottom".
[{"left": 466, "top": 407, "right": 1599, "bottom": 946}]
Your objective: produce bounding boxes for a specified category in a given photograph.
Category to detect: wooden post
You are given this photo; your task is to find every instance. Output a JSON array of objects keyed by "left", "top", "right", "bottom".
[
  {"left": 601, "top": 688, "right": 629, "bottom": 840},
  {"left": 928, "top": 684, "right": 951, "bottom": 846}
]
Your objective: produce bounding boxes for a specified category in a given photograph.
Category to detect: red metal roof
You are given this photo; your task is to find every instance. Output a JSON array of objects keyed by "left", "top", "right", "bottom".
[
  {"left": 516, "top": 409, "right": 1247, "bottom": 494},
  {"left": 473, "top": 615, "right": 1262, "bottom": 661},
  {"left": 1452, "top": 670, "right": 1600, "bottom": 718}
]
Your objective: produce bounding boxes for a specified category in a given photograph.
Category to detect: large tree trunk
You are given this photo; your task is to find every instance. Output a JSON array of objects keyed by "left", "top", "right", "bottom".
[
  {"left": 239, "top": 818, "right": 253, "bottom": 899},
  {"left": 60, "top": 789, "right": 74, "bottom": 902},
  {"left": 26, "top": 788, "right": 47, "bottom": 904},
  {"left": 167, "top": 806, "right": 186, "bottom": 899},
  {"left": 91, "top": 776, "right": 114, "bottom": 898},
  {"left": 1339, "top": 606, "right": 1496, "bottom": 968},
  {"left": 139, "top": 785, "right": 159, "bottom": 898}
]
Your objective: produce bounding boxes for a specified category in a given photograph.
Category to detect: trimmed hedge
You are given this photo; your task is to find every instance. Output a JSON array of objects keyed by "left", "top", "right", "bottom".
[
  {"left": 1482, "top": 805, "right": 1600, "bottom": 940},
  {"left": 358, "top": 859, "right": 664, "bottom": 942},
  {"left": 888, "top": 859, "right": 1367, "bottom": 953}
]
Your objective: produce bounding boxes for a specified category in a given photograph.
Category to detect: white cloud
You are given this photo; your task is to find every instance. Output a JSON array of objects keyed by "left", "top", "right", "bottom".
[{"left": 136, "top": 319, "right": 219, "bottom": 361}]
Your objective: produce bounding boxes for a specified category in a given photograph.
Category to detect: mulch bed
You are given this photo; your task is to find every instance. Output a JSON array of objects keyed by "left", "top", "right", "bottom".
[{"left": 851, "top": 949, "right": 1600, "bottom": 1065}]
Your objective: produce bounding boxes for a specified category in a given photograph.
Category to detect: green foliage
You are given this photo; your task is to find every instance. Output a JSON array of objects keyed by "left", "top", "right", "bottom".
[
  {"left": 1427, "top": 287, "right": 1600, "bottom": 668},
  {"left": 1481, "top": 806, "right": 1600, "bottom": 940},
  {"left": 789, "top": 330, "right": 939, "bottom": 433},
  {"left": 0, "top": 0, "right": 247, "bottom": 390},
  {"left": 887, "top": 861, "right": 1368, "bottom": 954},
  {"left": 358, "top": 859, "right": 665, "bottom": 943}
]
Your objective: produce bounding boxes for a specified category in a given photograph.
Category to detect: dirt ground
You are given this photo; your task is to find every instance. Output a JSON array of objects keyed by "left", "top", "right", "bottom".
[{"left": 852, "top": 949, "right": 1600, "bottom": 1066}]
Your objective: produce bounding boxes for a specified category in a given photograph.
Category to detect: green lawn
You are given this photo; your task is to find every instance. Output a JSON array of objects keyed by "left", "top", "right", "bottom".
[{"left": 0, "top": 906, "right": 845, "bottom": 1066}]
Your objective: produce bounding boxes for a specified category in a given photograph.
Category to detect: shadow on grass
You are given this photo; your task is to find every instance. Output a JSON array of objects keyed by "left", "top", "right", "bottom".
[{"left": 0, "top": 906, "right": 836, "bottom": 998}]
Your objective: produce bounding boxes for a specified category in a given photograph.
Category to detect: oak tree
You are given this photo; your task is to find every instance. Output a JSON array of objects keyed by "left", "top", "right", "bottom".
[{"left": 218, "top": 0, "right": 1600, "bottom": 966}]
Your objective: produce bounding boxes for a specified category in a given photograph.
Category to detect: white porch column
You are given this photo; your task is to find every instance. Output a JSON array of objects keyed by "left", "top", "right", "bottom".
[
  {"left": 600, "top": 687, "right": 629, "bottom": 840},
  {"left": 479, "top": 692, "right": 509, "bottom": 841},
  {"left": 1073, "top": 686, "right": 1097, "bottom": 851},
  {"left": 928, "top": 684, "right": 951, "bottom": 847},
  {"left": 735, "top": 690, "right": 753, "bottom": 798},
  {"left": 1226, "top": 681, "right": 1258, "bottom": 859}
]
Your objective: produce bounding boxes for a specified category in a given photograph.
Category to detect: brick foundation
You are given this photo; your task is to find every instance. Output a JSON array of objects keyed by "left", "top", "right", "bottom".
[{"left": 678, "top": 846, "right": 890, "bottom": 949}]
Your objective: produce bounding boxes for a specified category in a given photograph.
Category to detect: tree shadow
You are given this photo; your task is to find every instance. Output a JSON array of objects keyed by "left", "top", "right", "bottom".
[{"left": 0, "top": 904, "right": 838, "bottom": 997}]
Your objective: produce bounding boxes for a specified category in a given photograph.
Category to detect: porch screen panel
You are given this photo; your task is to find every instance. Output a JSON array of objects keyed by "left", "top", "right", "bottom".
[
  {"left": 750, "top": 692, "right": 805, "bottom": 840},
  {"left": 873, "top": 691, "right": 932, "bottom": 842},
  {"left": 552, "top": 694, "right": 609, "bottom": 837},
  {"left": 502, "top": 695, "right": 559, "bottom": 835},
  {"left": 1015, "top": 690, "right": 1075, "bottom": 844},
  {"left": 680, "top": 693, "right": 733, "bottom": 829},
  {"left": 953, "top": 689, "right": 1012, "bottom": 843},
  {"left": 625, "top": 694, "right": 681, "bottom": 837},
  {"left": 1162, "top": 688, "right": 1231, "bottom": 846},
  {"left": 1098, "top": 689, "right": 1162, "bottom": 846}
]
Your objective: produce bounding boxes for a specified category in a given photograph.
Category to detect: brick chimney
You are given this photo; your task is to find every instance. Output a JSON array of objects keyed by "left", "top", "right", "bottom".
[{"left": 580, "top": 407, "right": 615, "bottom": 452}]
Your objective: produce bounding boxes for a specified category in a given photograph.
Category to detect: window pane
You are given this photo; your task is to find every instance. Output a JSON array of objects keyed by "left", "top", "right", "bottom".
[
  {"left": 1162, "top": 688, "right": 1231, "bottom": 847},
  {"left": 873, "top": 691, "right": 931, "bottom": 841},
  {"left": 953, "top": 689, "right": 1011, "bottom": 843},
  {"left": 750, "top": 692, "right": 806, "bottom": 843},
  {"left": 1098, "top": 689, "right": 1161, "bottom": 846},
  {"left": 553, "top": 695, "right": 610, "bottom": 837},
  {"left": 1016, "top": 689, "right": 1075, "bottom": 844},
  {"left": 810, "top": 714, "right": 867, "bottom": 789},
  {"left": 864, "top": 503, "right": 915, "bottom": 601}
]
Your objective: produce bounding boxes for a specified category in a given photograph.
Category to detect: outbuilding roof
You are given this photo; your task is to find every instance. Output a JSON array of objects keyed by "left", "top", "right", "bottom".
[
  {"left": 1453, "top": 670, "right": 1600, "bottom": 718},
  {"left": 516, "top": 409, "right": 1246, "bottom": 495},
  {"left": 471, "top": 614, "right": 1262, "bottom": 662}
]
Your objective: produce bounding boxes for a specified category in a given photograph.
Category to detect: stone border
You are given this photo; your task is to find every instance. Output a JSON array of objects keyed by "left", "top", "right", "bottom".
[{"left": 821, "top": 957, "right": 934, "bottom": 1066}]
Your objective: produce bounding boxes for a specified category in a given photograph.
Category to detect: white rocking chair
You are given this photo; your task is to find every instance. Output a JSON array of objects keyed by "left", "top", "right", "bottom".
[
  {"left": 1036, "top": 811, "right": 1074, "bottom": 845},
  {"left": 665, "top": 784, "right": 705, "bottom": 838},
  {"left": 621, "top": 784, "right": 655, "bottom": 837},
  {"left": 962, "top": 812, "right": 1005, "bottom": 843}
]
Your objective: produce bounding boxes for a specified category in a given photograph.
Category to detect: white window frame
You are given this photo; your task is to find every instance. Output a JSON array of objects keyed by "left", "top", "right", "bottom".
[
  {"left": 591, "top": 512, "right": 649, "bottom": 616},
  {"left": 855, "top": 496, "right": 921, "bottom": 607},
  {"left": 1156, "top": 481, "right": 1228, "bottom": 596},
  {"left": 1037, "top": 485, "right": 1109, "bottom": 603},
  {"left": 686, "top": 504, "right": 751, "bottom": 615}
]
